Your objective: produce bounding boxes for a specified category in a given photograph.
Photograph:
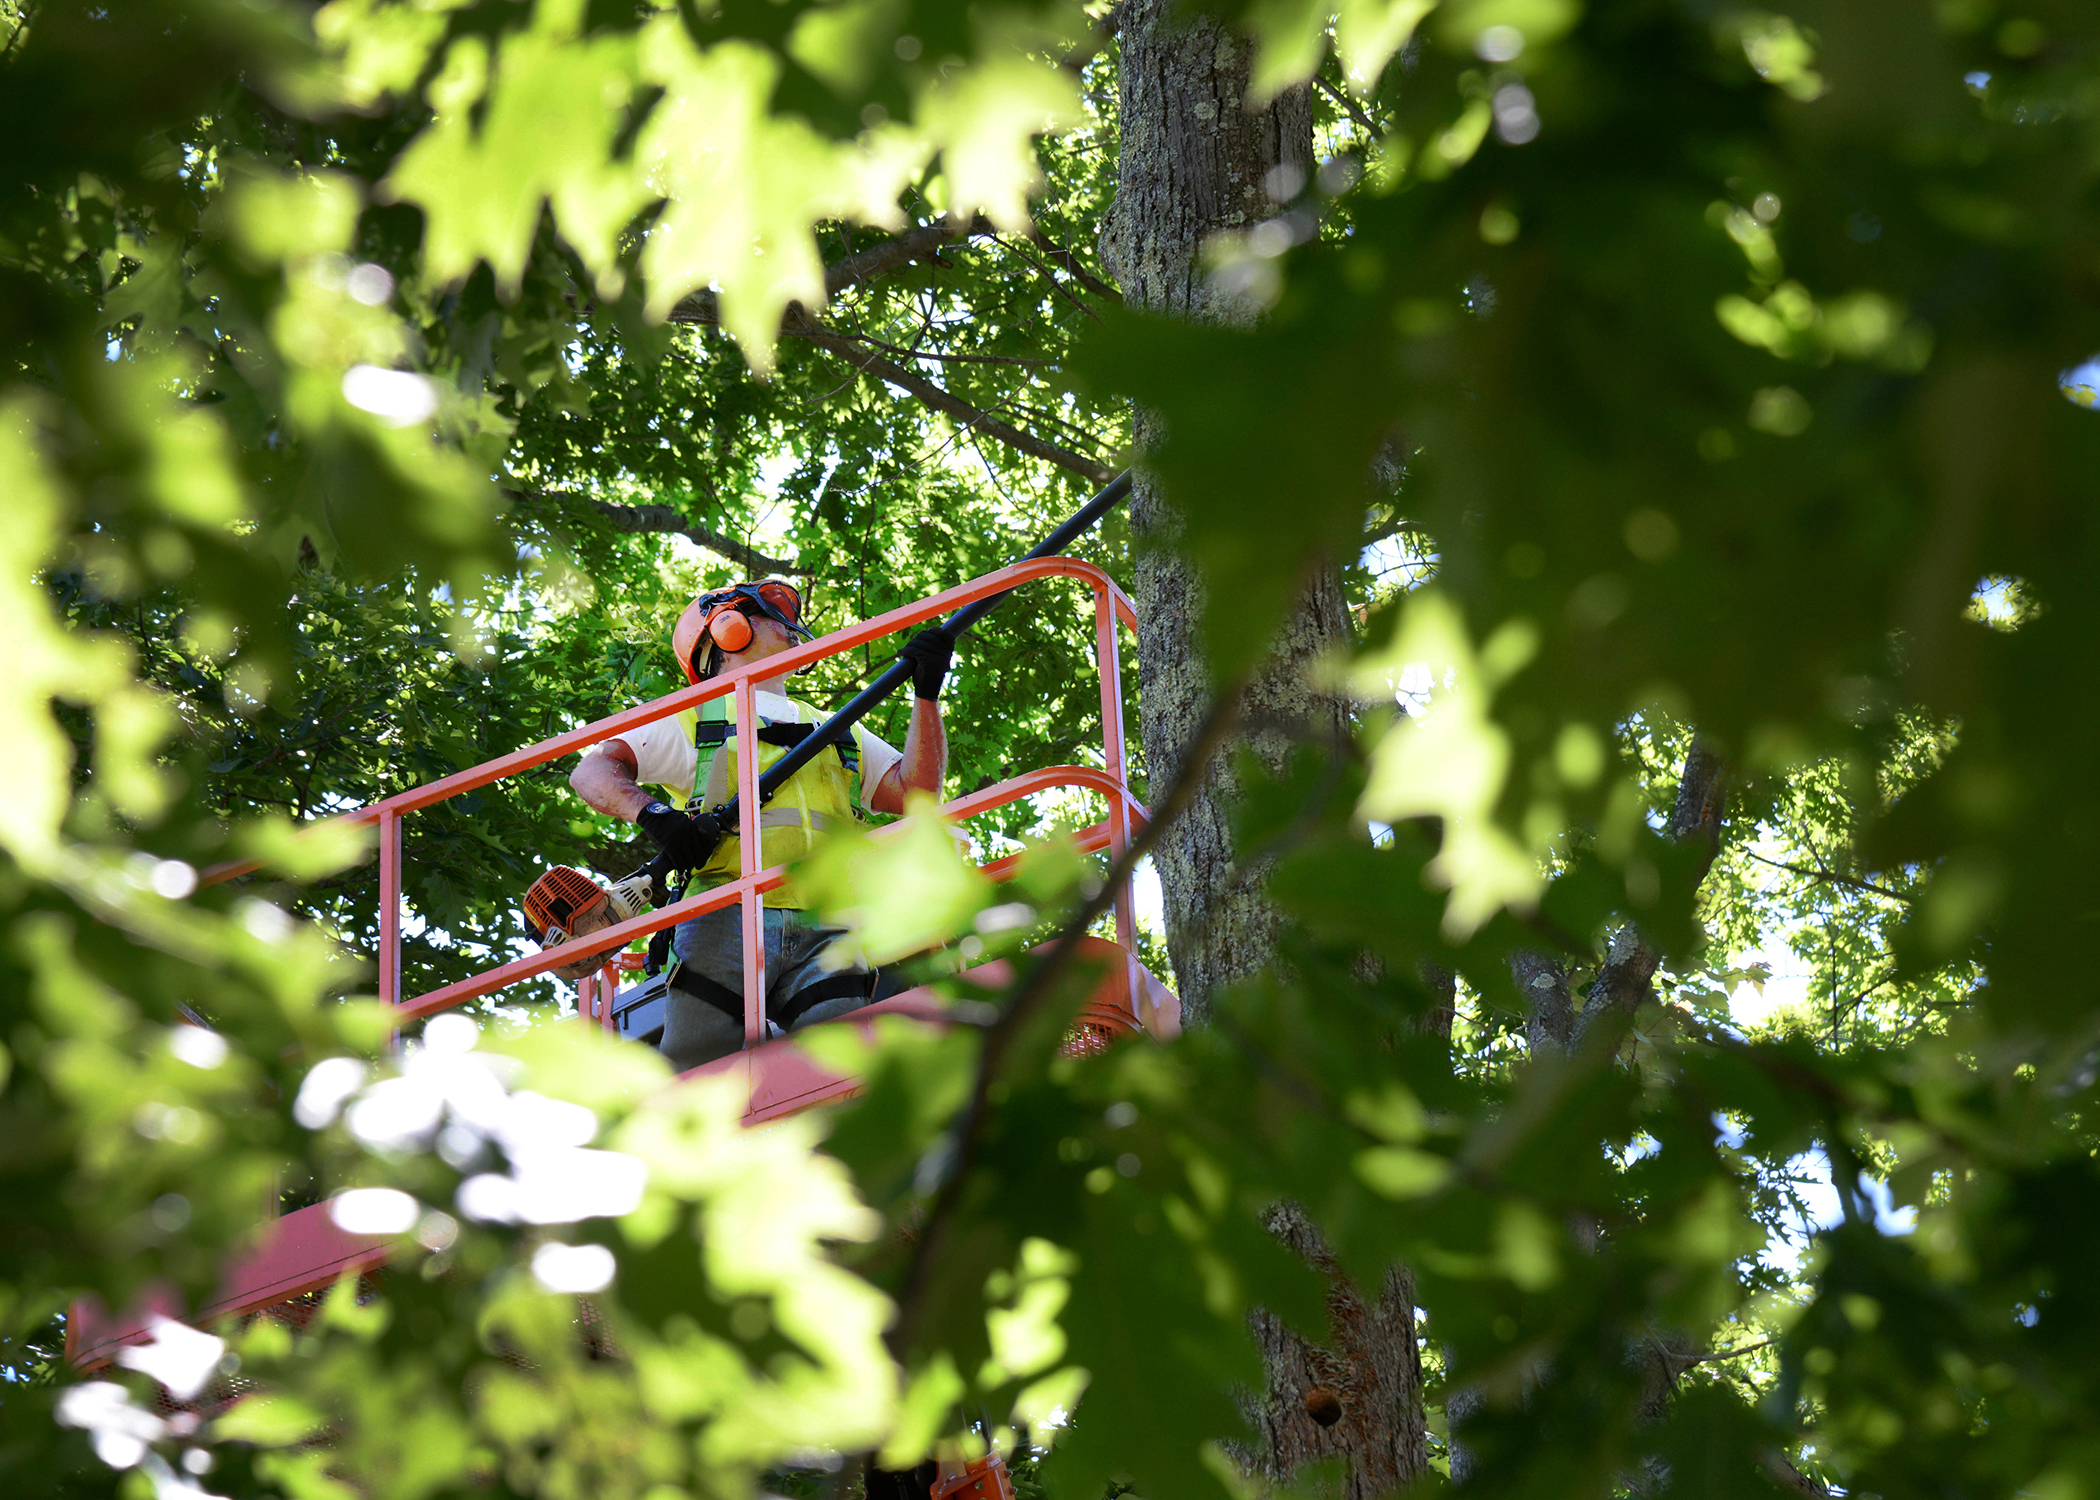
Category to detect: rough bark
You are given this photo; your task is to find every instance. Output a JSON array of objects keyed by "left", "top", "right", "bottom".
[
  {"left": 1510, "top": 950, "right": 1573, "bottom": 1057},
  {"left": 1105, "top": 4, "right": 1419, "bottom": 1493},
  {"left": 1105, "top": 0, "right": 1343, "bottom": 1023},
  {"left": 1419, "top": 962, "right": 1456, "bottom": 1045},
  {"left": 1242, "top": 1205, "right": 1428, "bottom": 1500}
]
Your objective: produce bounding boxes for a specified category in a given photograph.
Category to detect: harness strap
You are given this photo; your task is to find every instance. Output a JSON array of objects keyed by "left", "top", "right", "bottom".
[
  {"left": 687, "top": 697, "right": 732, "bottom": 815},
  {"left": 691, "top": 704, "right": 859, "bottom": 813},
  {"left": 670, "top": 966, "right": 878, "bottom": 1030},
  {"left": 669, "top": 968, "right": 745, "bottom": 1026},
  {"left": 698, "top": 720, "right": 850, "bottom": 753},
  {"left": 759, "top": 807, "right": 837, "bottom": 831},
  {"left": 771, "top": 970, "right": 880, "bottom": 1030}
]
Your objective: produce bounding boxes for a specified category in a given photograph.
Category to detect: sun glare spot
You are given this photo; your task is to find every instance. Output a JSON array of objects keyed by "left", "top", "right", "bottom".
[{"left": 2058, "top": 356, "right": 2100, "bottom": 408}]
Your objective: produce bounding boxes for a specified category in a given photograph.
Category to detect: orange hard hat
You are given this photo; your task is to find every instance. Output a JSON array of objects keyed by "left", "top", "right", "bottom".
[{"left": 671, "top": 580, "right": 810, "bottom": 684}]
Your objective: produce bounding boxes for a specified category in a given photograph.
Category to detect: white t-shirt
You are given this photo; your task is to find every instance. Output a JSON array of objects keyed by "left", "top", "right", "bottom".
[{"left": 599, "top": 690, "right": 902, "bottom": 812}]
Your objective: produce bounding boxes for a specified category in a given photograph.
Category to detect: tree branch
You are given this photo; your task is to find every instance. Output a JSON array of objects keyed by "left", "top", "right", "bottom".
[
  {"left": 1742, "top": 848, "right": 1913, "bottom": 904},
  {"left": 785, "top": 310, "right": 1116, "bottom": 483},
  {"left": 1512, "top": 949, "right": 1575, "bottom": 1056},
  {"left": 1669, "top": 734, "right": 1729, "bottom": 871},
  {"left": 1686, "top": 1336, "right": 1776, "bottom": 1364},
  {"left": 827, "top": 325, "right": 1052, "bottom": 367},
  {"left": 658, "top": 217, "right": 1114, "bottom": 482},
  {"left": 1572, "top": 735, "right": 1728, "bottom": 1050},
  {"left": 668, "top": 215, "right": 996, "bottom": 330},
  {"left": 1027, "top": 228, "right": 1120, "bottom": 301},
  {"left": 506, "top": 488, "right": 804, "bottom": 575},
  {"left": 1313, "top": 74, "right": 1383, "bottom": 140},
  {"left": 1002, "top": 233, "right": 1103, "bottom": 324},
  {"left": 822, "top": 214, "right": 994, "bottom": 298},
  {"left": 1761, "top": 1448, "right": 1833, "bottom": 1498}
]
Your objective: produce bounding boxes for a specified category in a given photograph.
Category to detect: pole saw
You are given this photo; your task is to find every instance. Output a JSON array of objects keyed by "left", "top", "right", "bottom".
[{"left": 521, "top": 469, "right": 1133, "bottom": 977}]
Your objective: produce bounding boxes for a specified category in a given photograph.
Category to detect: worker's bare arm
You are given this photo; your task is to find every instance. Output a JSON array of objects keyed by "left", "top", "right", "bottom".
[
  {"left": 570, "top": 741, "right": 656, "bottom": 821},
  {"left": 869, "top": 698, "right": 947, "bottom": 815}
]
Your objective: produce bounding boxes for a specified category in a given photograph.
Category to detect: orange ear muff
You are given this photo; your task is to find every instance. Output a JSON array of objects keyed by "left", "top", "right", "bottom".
[{"left": 707, "top": 608, "right": 754, "bottom": 652}]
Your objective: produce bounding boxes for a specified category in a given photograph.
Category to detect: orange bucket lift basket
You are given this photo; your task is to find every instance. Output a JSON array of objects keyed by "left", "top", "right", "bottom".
[{"left": 69, "top": 553, "right": 1176, "bottom": 1372}]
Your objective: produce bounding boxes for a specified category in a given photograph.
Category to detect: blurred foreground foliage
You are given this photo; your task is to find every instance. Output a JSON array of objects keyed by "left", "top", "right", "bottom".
[{"left": 6, "top": 0, "right": 2100, "bottom": 1498}]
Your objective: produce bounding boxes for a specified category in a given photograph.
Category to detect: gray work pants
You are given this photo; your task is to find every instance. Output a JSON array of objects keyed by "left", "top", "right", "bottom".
[{"left": 659, "top": 905, "right": 874, "bottom": 1073}]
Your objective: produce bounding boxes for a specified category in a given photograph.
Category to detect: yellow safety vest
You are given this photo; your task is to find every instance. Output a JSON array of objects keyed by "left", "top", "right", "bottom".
[{"left": 649, "top": 697, "right": 865, "bottom": 909}]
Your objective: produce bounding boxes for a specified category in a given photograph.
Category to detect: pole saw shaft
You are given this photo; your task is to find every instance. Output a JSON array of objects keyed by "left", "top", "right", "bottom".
[{"left": 728, "top": 467, "right": 1132, "bottom": 818}]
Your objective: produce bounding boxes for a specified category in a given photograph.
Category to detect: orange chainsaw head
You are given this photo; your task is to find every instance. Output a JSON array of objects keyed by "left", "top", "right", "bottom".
[
  {"left": 671, "top": 579, "right": 810, "bottom": 684},
  {"left": 931, "top": 1454, "right": 1015, "bottom": 1500},
  {"left": 522, "top": 866, "right": 624, "bottom": 981}
]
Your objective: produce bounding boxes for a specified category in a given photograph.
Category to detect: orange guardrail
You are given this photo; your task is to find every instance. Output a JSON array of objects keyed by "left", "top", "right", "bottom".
[{"left": 205, "top": 557, "right": 1150, "bottom": 1044}]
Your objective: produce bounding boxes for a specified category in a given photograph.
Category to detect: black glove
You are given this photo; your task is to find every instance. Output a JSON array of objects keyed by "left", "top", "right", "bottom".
[
  {"left": 636, "top": 801, "right": 723, "bottom": 872},
  {"left": 899, "top": 626, "right": 955, "bottom": 702}
]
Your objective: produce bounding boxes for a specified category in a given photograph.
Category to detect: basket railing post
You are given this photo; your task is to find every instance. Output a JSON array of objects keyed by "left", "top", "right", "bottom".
[
  {"left": 735, "top": 677, "right": 766, "bottom": 1048},
  {"left": 1093, "top": 584, "right": 1141, "bottom": 1029},
  {"left": 377, "top": 807, "right": 402, "bottom": 1011},
  {"left": 575, "top": 966, "right": 619, "bottom": 1030}
]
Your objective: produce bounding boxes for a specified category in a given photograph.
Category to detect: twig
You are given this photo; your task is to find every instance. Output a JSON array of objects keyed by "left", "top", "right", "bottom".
[
  {"left": 787, "top": 312, "right": 1115, "bottom": 484},
  {"left": 1741, "top": 849, "right": 1913, "bottom": 904},
  {"left": 1836, "top": 968, "right": 1897, "bottom": 1020},
  {"left": 670, "top": 296, "right": 1111, "bottom": 480},
  {"left": 829, "top": 325, "right": 1052, "bottom": 368},
  {"left": 1313, "top": 74, "right": 1383, "bottom": 140},
  {"left": 888, "top": 690, "right": 1245, "bottom": 1356},
  {"left": 1028, "top": 229, "right": 1119, "bottom": 302},
  {"left": 1000, "top": 233, "right": 1103, "bottom": 325},
  {"left": 505, "top": 488, "right": 804, "bottom": 575},
  {"left": 1687, "top": 1336, "right": 1777, "bottom": 1364},
  {"left": 1001, "top": 396, "right": 1115, "bottom": 455},
  {"left": 968, "top": 434, "right": 1017, "bottom": 511}
]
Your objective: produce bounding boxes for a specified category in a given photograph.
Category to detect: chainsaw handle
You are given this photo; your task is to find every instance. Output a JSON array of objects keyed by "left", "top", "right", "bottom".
[{"left": 633, "top": 802, "right": 730, "bottom": 902}]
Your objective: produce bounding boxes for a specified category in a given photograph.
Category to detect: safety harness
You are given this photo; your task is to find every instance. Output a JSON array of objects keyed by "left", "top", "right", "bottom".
[
  {"left": 685, "top": 695, "right": 858, "bottom": 817},
  {"left": 648, "top": 695, "right": 880, "bottom": 1028},
  {"left": 665, "top": 965, "right": 890, "bottom": 1033}
]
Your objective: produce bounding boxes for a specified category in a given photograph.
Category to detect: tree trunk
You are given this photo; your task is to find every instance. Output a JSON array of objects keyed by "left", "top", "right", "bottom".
[
  {"left": 1454, "top": 741, "right": 1730, "bottom": 1483},
  {"left": 1106, "top": 6, "right": 1423, "bottom": 1494},
  {"left": 1104, "top": 0, "right": 1349, "bottom": 1026},
  {"left": 1242, "top": 1205, "right": 1428, "bottom": 1500}
]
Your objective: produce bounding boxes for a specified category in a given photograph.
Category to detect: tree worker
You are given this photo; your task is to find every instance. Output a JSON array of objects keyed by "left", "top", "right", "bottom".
[{"left": 569, "top": 579, "right": 953, "bottom": 1072}]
